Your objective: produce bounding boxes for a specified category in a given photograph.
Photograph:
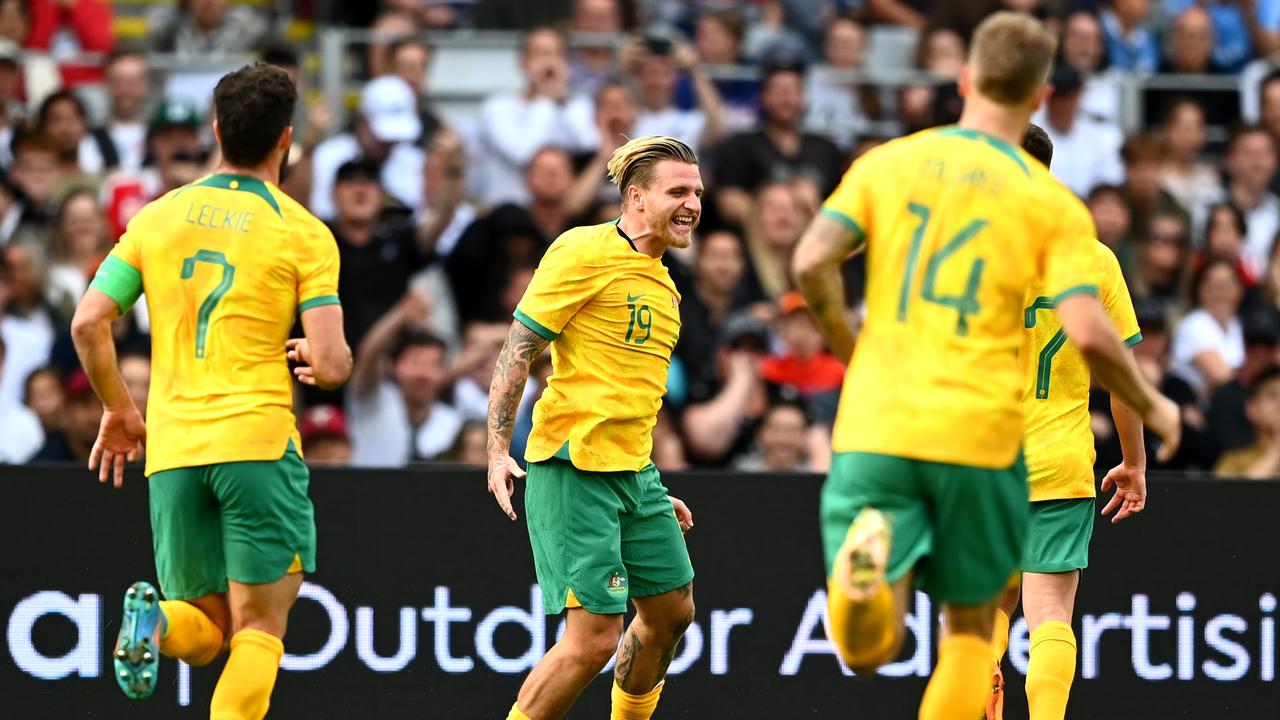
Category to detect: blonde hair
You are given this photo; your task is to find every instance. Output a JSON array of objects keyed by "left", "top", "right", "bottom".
[
  {"left": 969, "top": 12, "right": 1057, "bottom": 106},
  {"left": 606, "top": 136, "right": 698, "bottom": 202}
]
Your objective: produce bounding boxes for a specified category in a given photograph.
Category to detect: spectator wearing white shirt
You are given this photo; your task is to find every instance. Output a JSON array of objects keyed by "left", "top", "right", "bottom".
[
  {"left": 804, "top": 14, "right": 884, "bottom": 150},
  {"left": 477, "top": 27, "right": 596, "bottom": 207},
  {"left": 567, "top": 0, "right": 624, "bottom": 98},
  {"left": 1158, "top": 97, "right": 1223, "bottom": 233},
  {"left": 1059, "top": 9, "right": 1122, "bottom": 124},
  {"left": 80, "top": 51, "right": 150, "bottom": 174},
  {"left": 1171, "top": 258, "right": 1247, "bottom": 398},
  {"left": 0, "top": 334, "right": 43, "bottom": 464},
  {"left": 309, "top": 75, "right": 426, "bottom": 221},
  {"left": 347, "top": 295, "right": 462, "bottom": 467},
  {"left": 1032, "top": 63, "right": 1124, "bottom": 197},
  {"left": 627, "top": 31, "right": 726, "bottom": 152},
  {"left": 1221, "top": 125, "right": 1280, "bottom": 277}
]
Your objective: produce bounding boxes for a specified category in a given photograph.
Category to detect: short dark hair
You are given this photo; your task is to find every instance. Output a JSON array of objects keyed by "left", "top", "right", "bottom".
[
  {"left": 1205, "top": 202, "right": 1247, "bottom": 241},
  {"left": 1087, "top": 183, "right": 1125, "bottom": 204},
  {"left": 1022, "top": 122, "right": 1054, "bottom": 166},
  {"left": 393, "top": 327, "right": 447, "bottom": 361},
  {"left": 1227, "top": 123, "right": 1274, "bottom": 154},
  {"left": 213, "top": 63, "right": 297, "bottom": 167},
  {"left": 1249, "top": 364, "right": 1280, "bottom": 399},
  {"left": 262, "top": 44, "right": 300, "bottom": 69},
  {"left": 37, "top": 90, "right": 88, "bottom": 130},
  {"left": 105, "top": 49, "right": 147, "bottom": 70}
]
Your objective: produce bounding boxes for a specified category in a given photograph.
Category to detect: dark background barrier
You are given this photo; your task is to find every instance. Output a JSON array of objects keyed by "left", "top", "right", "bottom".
[{"left": 3, "top": 465, "right": 1277, "bottom": 719}]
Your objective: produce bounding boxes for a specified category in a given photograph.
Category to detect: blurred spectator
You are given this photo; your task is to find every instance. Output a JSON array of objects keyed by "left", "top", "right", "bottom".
[
  {"left": 1131, "top": 210, "right": 1192, "bottom": 318},
  {"left": 930, "top": 0, "right": 1063, "bottom": 43},
  {"left": 900, "top": 27, "right": 966, "bottom": 134},
  {"left": 329, "top": 159, "right": 438, "bottom": 350},
  {"left": 803, "top": 15, "right": 885, "bottom": 150},
  {"left": 1221, "top": 125, "right": 1280, "bottom": 277},
  {"left": 47, "top": 188, "right": 108, "bottom": 301},
  {"left": 101, "top": 98, "right": 206, "bottom": 240},
  {"left": 1060, "top": 9, "right": 1121, "bottom": 123},
  {"left": 445, "top": 420, "right": 489, "bottom": 466},
  {"left": 81, "top": 52, "right": 151, "bottom": 174},
  {"left": 1089, "top": 184, "right": 1137, "bottom": 271},
  {"left": 0, "top": 241, "right": 64, "bottom": 406},
  {"left": 1163, "top": 0, "right": 1280, "bottom": 74},
  {"left": 386, "top": 37, "right": 445, "bottom": 146},
  {"left": 419, "top": 129, "right": 474, "bottom": 255},
  {"left": 734, "top": 396, "right": 816, "bottom": 472},
  {"left": 310, "top": 75, "right": 427, "bottom": 221},
  {"left": 522, "top": 147, "right": 576, "bottom": 240},
  {"left": 382, "top": 0, "right": 470, "bottom": 30},
  {"left": 1158, "top": 98, "right": 1221, "bottom": 231},
  {"left": 680, "top": 9, "right": 759, "bottom": 131},
  {"left": 1196, "top": 202, "right": 1256, "bottom": 286},
  {"left": 1100, "top": 0, "right": 1159, "bottom": 73},
  {"left": 681, "top": 312, "right": 771, "bottom": 466},
  {"left": 0, "top": 335, "right": 42, "bottom": 463},
  {"left": 567, "top": 0, "right": 624, "bottom": 97},
  {"left": 1214, "top": 365, "right": 1280, "bottom": 477},
  {"left": 25, "top": 0, "right": 113, "bottom": 87},
  {"left": 22, "top": 365, "right": 63, "bottom": 434},
  {"left": 1163, "top": 4, "right": 1221, "bottom": 74},
  {"left": 1171, "top": 258, "right": 1247, "bottom": 398},
  {"left": 713, "top": 62, "right": 843, "bottom": 225},
  {"left": 8, "top": 134, "right": 63, "bottom": 237},
  {"left": 1207, "top": 308, "right": 1280, "bottom": 454},
  {"left": 1033, "top": 64, "right": 1124, "bottom": 197},
  {"left": 449, "top": 320, "right": 509, "bottom": 421},
  {"left": 447, "top": 204, "right": 549, "bottom": 325},
  {"left": 1258, "top": 69, "right": 1280, "bottom": 194},
  {"left": 1120, "top": 132, "right": 1189, "bottom": 241},
  {"left": 1249, "top": 229, "right": 1280, "bottom": 313},
  {"left": 651, "top": 408, "right": 689, "bottom": 471},
  {"left": 299, "top": 404, "right": 353, "bottom": 467},
  {"left": 743, "top": 180, "right": 805, "bottom": 301},
  {"left": 366, "top": 11, "right": 417, "bottom": 78},
  {"left": 0, "top": 0, "right": 26, "bottom": 46},
  {"left": 348, "top": 301, "right": 462, "bottom": 466},
  {"left": 35, "top": 91, "right": 93, "bottom": 177},
  {"left": 473, "top": 0, "right": 571, "bottom": 30},
  {"left": 0, "top": 39, "right": 23, "bottom": 169},
  {"left": 861, "top": 0, "right": 928, "bottom": 31},
  {"left": 32, "top": 368, "right": 98, "bottom": 462},
  {"left": 148, "top": 0, "right": 269, "bottom": 58},
  {"left": 626, "top": 32, "right": 726, "bottom": 152},
  {"left": 477, "top": 27, "right": 596, "bottom": 207},
  {"left": 762, "top": 291, "right": 844, "bottom": 419},
  {"left": 564, "top": 81, "right": 639, "bottom": 218},
  {"left": 118, "top": 347, "right": 150, "bottom": 419}
]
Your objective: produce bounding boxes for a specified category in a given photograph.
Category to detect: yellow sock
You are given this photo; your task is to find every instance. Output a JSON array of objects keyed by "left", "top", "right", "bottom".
[
  {"left": 611, "top": 679, "right": 664, "bottom": 720},
  {"left": 506, "top": 702, "right": 532, "bottom": 720},
  {"left": 991, "top": 608, "right": 1011, "bottom": 664},
  {"left": 826, "top": 578, "right": 897, "bottom": 669},
  {"left": 1026, "top": 621, "right": 1076, "bottom": 720},
  {"left": 158, "top": 601, "right": 223, "bottom": 666},
  {"left": 918, "top": 634, "right": 992, "bottom": 720},
  {"left": 210, "top": 629, "right": 284, "bottom": 720}
]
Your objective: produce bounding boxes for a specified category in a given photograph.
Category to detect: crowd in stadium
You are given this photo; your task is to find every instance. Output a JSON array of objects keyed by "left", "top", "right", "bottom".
[{"left": 1, "top": 0, "right": 1280, "bottom": 477}]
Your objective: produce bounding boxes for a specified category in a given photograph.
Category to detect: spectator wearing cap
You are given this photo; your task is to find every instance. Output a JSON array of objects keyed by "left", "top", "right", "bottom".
[
  {"left": 1208, "top": 308, "right": 1280, "bottom": 455},
  {"left": 712, "top": 61, "right": 843, "bottom": 226},
  {"left": 1162, "top": 0, "right": 1280, "bottom": 74},
  {"left": 1100, "top": 0, "right": 1160, "bottom": 73},
  {"left": 309, "top": 75, "right": 427, "bottom": 221},
  {"left": 147, "top": 0, "right": 269, "bottom": 58},
  {"left": 300, "top": 404, "right": 353, "bottom": 466},
  {"left": 681, "top": 310, "right": 773, "bottom": 467},
  {"left": 624, "top": 29, "right": 726, "bottom": 154},
  {"left": 763, "top": 291, "right": 845, "bottom": 408},
  {"left": 32, "top": 368, "right": 99, "bottom": 462},
  {"left": 1031, "top": 64, "right": 1124, "bottom": 198},
  {"left": 80, "top": 52, "right": 151, "bottom": 174},
  {"left": 24, "top": 0, "right": 113, "bottom": 87},
  {"left": 1219, "top": 126, "right": 1280, "bottom": 277},
  {"left": 347, "top": 301, "right": 462, "bottom": 466},
  {"left": 0, "top": 335, "right": 42, "bottom": 463},
  {"left": 328, "top": 158, "right": 437, "bottom": 350},
  {"left": 476, "top": 27, "right": 596, "bottom": 207},
  {"left": 1214, "top": 365, "right": 1280, "bottom": 477},
  {"left": 0, "top": 39, "right": 24, "bottom": 170}
]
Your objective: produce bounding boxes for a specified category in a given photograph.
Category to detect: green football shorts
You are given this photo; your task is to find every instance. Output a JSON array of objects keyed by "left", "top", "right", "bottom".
[
  {"left": 1022, "top": 498, "right": 1095, "bottom": 574},
  {"left": 148, "top": 440, "right": 316, "bottom": 600},
  {"left": 525, "top": 457, "right": 694, "bottom": 615},
  {"left": 821, "top": 451, "right": 1029, "bottom": 605}
]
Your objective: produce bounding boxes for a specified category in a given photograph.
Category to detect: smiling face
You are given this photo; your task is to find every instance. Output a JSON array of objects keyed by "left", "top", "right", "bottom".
[{"left": 633, "top": 160, "right": 703, "bottom": 249}]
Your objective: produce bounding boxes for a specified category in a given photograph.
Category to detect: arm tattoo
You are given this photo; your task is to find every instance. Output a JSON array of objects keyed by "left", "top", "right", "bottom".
[{"left": 487, "top": 321, "right": 551, "bottom": 457}]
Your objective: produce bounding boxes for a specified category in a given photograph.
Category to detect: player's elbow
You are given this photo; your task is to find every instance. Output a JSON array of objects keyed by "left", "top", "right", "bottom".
[{"left": 70, "top": 304, "right": 108, "bottom": 346}]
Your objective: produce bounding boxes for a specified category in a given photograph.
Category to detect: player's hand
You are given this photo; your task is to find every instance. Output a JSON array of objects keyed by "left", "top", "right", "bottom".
[
  {"left": 1145, "top": 395, "right": 1182, "bottom": 463},
  {"left": 669, "top": 495, "right": 693, "bottom": 533},
  {"left": 487, "top": 454, "right": 525, "bottom": 521},
  {"left": 287, "top": 338, "right": 319, "bottom": 385},
  {"left": 90, "top": 405, "right": 146, "bottom": 489},
  {"left": 1100, "top": 462, "right": 1147, "bottom": 524}
]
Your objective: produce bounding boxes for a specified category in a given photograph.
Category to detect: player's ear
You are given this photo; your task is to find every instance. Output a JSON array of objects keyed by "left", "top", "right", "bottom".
[
  {"left": 957, "top": 64, "right": 971, "bottom": 98},
  {"left": 279, "top": 125, "right": 294, "bottom": 151},
  {"left": 211, "top": 119, "right": 222, "bottom": 146},
  {"left": 630, "top": 184, "right": 643, "bottom": 211},
  {"left": 1030, "top": 82, "right": 1053, "bottom": 113}
]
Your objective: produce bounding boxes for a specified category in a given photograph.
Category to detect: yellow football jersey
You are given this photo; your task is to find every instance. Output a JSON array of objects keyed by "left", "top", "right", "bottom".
[
  {"left": 89, "top": 173, "right": 340, "bottom": 475},
  {"left": 516, "top": 221, "right": 681, "bottom": 472},
  {"left": 823, "top": 126, "right": 1099, "bottom": 469},
  {"left": 1022, "top": 241, "right": 1141, "bottom": 500}
]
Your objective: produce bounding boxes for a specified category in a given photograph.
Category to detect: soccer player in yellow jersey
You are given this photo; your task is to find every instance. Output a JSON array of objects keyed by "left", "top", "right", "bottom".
[
  {"left": 981, "top": 125, "right": 1150, "bottom": 720},
  {"left": 791, "top": 13, "right": 1181, "bottom": 720},
  {"left": 486, "top": 136, "right": 699, "bottom": 720},
  {"left": 70, "top": 64, "right": 351, "bottom": 719}
]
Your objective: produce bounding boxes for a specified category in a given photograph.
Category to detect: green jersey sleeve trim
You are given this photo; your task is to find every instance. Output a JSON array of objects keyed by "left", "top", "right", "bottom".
[
  {"left": 819, "top": 207, "right": 866, "bottom": 241},
  {"left": 298, "top": 295, "right": 341, "bottom": 313},
  {"left": 514, "top": 308, "right": 558, "bottom": 341},
  {"left": 88, "top": 255, "right": 143, "bottom": 314},
  {"left": 1052, "top": 284, "right": 1099, "bottom": 303},
  {"left": 1123, "top": 332, "right": 1143, "bottom": 348}
]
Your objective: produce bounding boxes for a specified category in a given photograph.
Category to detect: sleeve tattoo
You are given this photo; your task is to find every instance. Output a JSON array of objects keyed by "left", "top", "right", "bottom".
[{"left": 487, "top": 320, "right": 551, "bottom": 456}]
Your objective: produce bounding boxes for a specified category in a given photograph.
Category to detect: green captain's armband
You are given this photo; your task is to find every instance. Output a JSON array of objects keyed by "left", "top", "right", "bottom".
[{"left": 88, "top": 256, "right": 143, "bottom": 313}]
